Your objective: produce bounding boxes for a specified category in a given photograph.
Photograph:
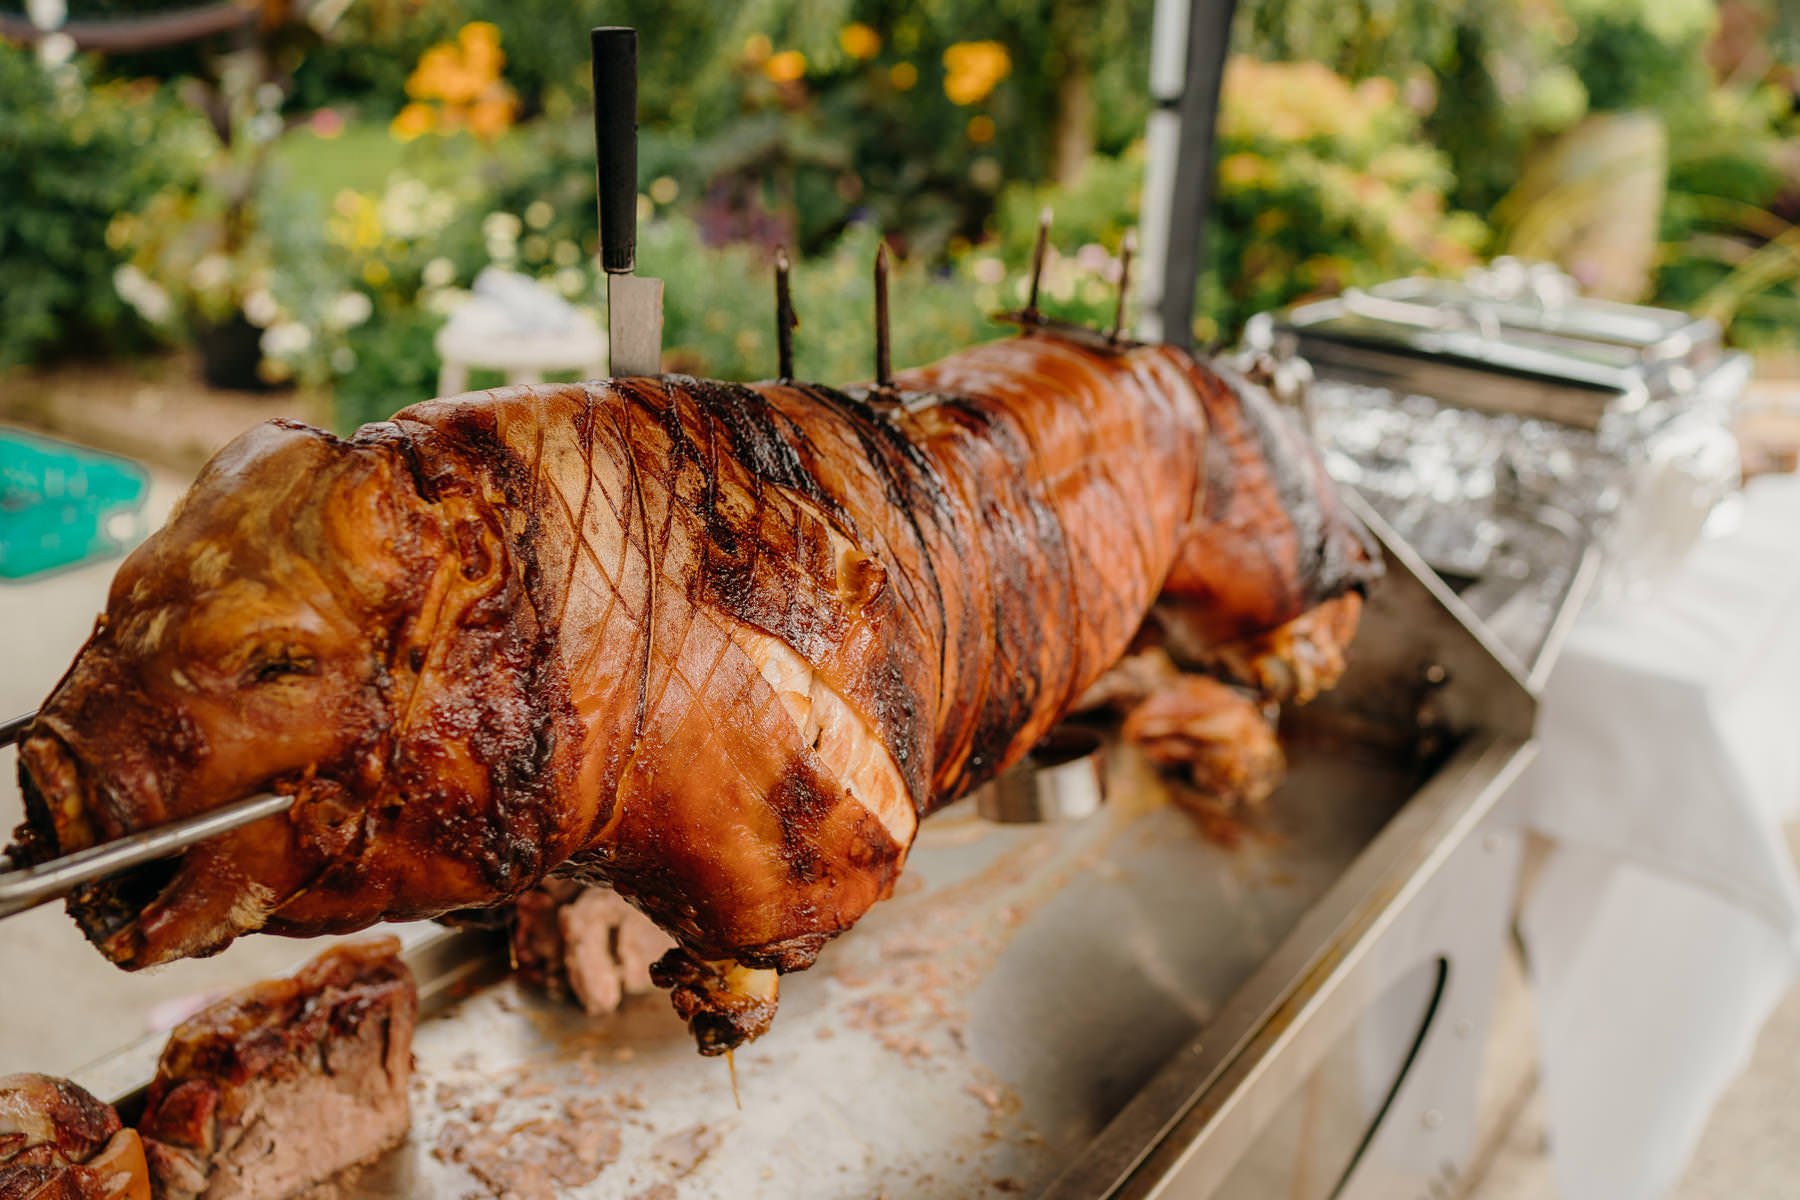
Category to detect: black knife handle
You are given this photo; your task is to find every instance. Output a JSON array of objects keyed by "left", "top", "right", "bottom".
[{"left": 592, "top": 26, "right": 638, "bottom": 275}]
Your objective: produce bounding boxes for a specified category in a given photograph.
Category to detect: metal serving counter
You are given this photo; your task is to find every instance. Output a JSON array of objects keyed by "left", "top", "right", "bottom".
[{"left": 60, "top": 501, "right": 1544, "bottom": 1199}]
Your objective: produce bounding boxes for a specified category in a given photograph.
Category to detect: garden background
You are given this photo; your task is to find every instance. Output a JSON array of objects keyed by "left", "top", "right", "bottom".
[{"left": 2, "top": 0, "right": 1797, "bottom": 434}]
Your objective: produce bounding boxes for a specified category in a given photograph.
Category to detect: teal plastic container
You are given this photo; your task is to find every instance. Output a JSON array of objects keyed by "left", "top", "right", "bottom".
[{"left": 0, "top": 430, "right": 150, "bottom": 581}]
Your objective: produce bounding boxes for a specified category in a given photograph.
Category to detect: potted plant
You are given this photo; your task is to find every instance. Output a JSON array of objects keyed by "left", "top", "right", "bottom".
[
  {"left": 115, "top": 151, "right": 292, "bottom": 390},
  {"left": 102, "top": 5, "right": 349, "bottom": 389}
]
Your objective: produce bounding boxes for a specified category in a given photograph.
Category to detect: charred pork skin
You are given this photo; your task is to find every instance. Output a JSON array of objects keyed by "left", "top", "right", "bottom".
[
  {"left": 12, "top": 335, "right": 1376, "bottom": 1052},
  {"left": 136, "top": 937, "right": 417, "bottom": 1200},
  {"left": 0, "top": 1074, "right": 150, "bottom": 1200}
]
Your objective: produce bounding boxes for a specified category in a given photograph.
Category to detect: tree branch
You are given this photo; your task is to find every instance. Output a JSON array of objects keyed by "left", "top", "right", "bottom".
[{"left": 0, "top": 4, "right": 254, "bottom": 54}]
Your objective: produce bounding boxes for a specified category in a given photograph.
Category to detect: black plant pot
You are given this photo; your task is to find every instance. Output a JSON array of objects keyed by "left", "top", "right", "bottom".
[{"left": 195, "top": 313, "right": 284, "bottom": 392}]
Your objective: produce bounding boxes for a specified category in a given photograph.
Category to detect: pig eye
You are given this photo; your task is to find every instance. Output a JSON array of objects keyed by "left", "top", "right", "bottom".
[{"left": 245, "top": 646, "right": 317, "bottom": 685}]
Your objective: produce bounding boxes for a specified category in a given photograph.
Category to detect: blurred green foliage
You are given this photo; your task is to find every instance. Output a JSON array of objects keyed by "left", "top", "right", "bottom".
[
  {"left": 0, "top": 42, "right": 204, "bottom": 367},
  {"left": 7, "top": 0, "right": 1800, "bottom": 394}
]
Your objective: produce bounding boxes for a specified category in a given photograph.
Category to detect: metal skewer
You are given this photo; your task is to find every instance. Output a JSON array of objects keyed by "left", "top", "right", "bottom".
[
  {"left": 874, "top": 241, "right": 894, "bottom": 390},
  {"left": 1024, "top": 206, "right": 1052, "bottom": 322},
  {"left": 0, "top": 711, "right": 35, "bottom": 747},
  {"left": 0, "top": 791, "right": 291, "bottom": 920},
  {"left": 1110, "top": 229, "right": 1137, "bottom": 343},
  {"left": 992, "top": 212, "right": 1138, "bottom": 356},
  {"left": 774, "top": 246, "right": 796, "bottom": 380}
]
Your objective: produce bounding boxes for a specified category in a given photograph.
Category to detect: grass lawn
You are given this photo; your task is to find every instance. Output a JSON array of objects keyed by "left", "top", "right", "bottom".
[
  {"left": 273, "top": 119, "right": 514, "bottom": 203},
  {"left": 273, "top": 121, "right": 405, "bottom": 202}
]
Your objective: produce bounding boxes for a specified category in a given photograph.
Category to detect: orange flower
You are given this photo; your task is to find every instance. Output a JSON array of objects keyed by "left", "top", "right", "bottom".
[
  {"left": 889, "top": 61, "right": 918, "bottom": 91},
  {"left": 942, "top": 40, "right": 1009, "bottom": 106},
  {"left": 390, "top": 102, "right": 436, "bottom": 142},
  {"left": 966, "top": 114, "right": 996, "bottom": 144},
  {"left": 764, "top": 50, "right": 807, "bottom": 83},
  {"left": 838, "top": 22, "right": 881, "bottom": 60},
  {"left": 405, "top": 45, "right": 461, "bottom": 100},
  {"left": 466, "top": 95, "right": 515, "bottom": 141},
  {"left": 458, "top": 21, "right": 504, "bottom": 79},
  {"left": 399, "top": 22, "right": 515, "bottom": 141}
]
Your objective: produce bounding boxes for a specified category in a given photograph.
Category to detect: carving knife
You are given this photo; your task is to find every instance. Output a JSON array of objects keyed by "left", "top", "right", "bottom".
[{"left": 592, "top": 26, "right": 663, "bottom": 377}]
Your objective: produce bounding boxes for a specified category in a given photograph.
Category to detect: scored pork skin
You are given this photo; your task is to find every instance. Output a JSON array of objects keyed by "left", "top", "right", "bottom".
[{"left": 1155, "top": 362, "right": 1378, "bottom": 659}]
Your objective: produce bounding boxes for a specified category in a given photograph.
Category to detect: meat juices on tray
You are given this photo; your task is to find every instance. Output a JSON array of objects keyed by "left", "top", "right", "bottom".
[{"left": 11, "top": 335, "right": 1378, "bottom": 1054}]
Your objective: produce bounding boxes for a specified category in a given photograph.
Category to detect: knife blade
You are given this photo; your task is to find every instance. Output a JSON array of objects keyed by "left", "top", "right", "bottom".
[{"left": 592, "top": 26, "right": 663, "bottom": 377}]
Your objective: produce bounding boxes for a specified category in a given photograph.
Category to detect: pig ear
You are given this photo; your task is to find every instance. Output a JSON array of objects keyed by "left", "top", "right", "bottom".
[{"left": 319, "top": 441, "right": 446, "bottom": 614}]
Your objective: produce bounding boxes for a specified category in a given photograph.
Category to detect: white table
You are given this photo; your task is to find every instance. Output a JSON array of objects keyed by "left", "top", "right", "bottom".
[
  {"left": 434, "top": 318, "right": 607, "bottom": 396},
  {"left": 1506, "top": 472, "right": 1800, "bottom": 1200}
]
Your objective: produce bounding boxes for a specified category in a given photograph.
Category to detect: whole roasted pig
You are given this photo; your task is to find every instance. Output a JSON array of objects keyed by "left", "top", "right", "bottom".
[{"left": 11, "top": 335, "right": 1375, "bottom": 1051}]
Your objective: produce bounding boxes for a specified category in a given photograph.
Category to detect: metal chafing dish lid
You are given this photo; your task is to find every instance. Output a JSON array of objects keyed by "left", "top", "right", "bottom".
[{"left": 1264, "top": 260, "right": 1726, "bottom": 430}]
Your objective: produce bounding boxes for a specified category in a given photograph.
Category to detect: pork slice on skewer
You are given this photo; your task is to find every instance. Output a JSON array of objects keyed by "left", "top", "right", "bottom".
[{"left": 507, "top": 880, "right": 675, "bottom": 1016}]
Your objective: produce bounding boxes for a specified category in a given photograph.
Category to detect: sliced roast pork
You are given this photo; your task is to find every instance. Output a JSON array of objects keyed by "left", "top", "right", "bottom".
[{"left": 136, "top": 937, "right": 416, "bottom": 1200}]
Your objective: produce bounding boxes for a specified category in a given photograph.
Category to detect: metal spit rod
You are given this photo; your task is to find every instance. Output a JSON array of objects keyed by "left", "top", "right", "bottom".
[
  {"left": 0, "top": 789, "right": 293, "bottom": 921},
  {"left": 0, "top": 712, "right": 32, "bottom": 746}
]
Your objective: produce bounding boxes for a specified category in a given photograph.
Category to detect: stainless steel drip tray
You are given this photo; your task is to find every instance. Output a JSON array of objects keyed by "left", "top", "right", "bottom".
[
  {"left": 64, "top": 727, "right": 1522, "bottom": 1199},
  {"left": 153, "top": 734, "right": 1428, "bottom": 1200}
]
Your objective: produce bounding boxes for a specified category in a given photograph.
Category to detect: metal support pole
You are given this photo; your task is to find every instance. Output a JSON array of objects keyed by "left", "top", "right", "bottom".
[{"left": 1138, "top": 0, "right": 1238, "bottom": 349}]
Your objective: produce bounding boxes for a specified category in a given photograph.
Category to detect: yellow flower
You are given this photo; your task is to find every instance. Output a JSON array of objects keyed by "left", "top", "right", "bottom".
[
  {"left": 889, "top": 61, "right": 918, "bottom": 91},
  {"left": 743, "top": 33, "right": 772, "bottom": 64},
  {"left": 362, "top": 260, "right": 391, "bottom": 287},
  {"left": 1217, "top": 152, "right": 1266, "bottom": 189},
  {"left": 942, "top": 40, "right": 1009, "bottom": 106},
  {"left": 839, "top": 22, "right": 881, "bottom": 60},
  {"left": 966, "top": 114, "right": 996, "bottom": 144},
  {"left": 764, "top": 50, "right": 806, "bottom": 83}
]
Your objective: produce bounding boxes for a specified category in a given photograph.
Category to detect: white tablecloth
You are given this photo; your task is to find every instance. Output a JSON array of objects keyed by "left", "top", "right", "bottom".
[{"left": 1506, "top": 472, "right": 1800, "bottom": 1200}]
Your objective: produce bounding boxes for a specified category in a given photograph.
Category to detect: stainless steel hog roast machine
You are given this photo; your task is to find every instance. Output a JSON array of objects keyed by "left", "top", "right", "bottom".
[{"left": 0, "top": 8, "right": 1591, "bottom": 1198}]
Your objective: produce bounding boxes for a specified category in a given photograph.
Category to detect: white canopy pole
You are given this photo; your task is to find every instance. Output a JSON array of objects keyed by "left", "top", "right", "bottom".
[{"left": 1137, "top": 0, "right": 1238, "bottom": 349}]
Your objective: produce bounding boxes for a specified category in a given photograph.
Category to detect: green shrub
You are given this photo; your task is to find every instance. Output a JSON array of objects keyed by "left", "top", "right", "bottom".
[
  {"left": 0, "top": 45, "right": 204, "bottom": 367},
  {"left": 992, "top": 59, "right": 1484, "bottom": 344},
  {"left": 1654, "top": 84, "right": 1800, "bottom": 348},
  {"left": 287, "top": 0, "right": 465, "bottom": 119}
]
